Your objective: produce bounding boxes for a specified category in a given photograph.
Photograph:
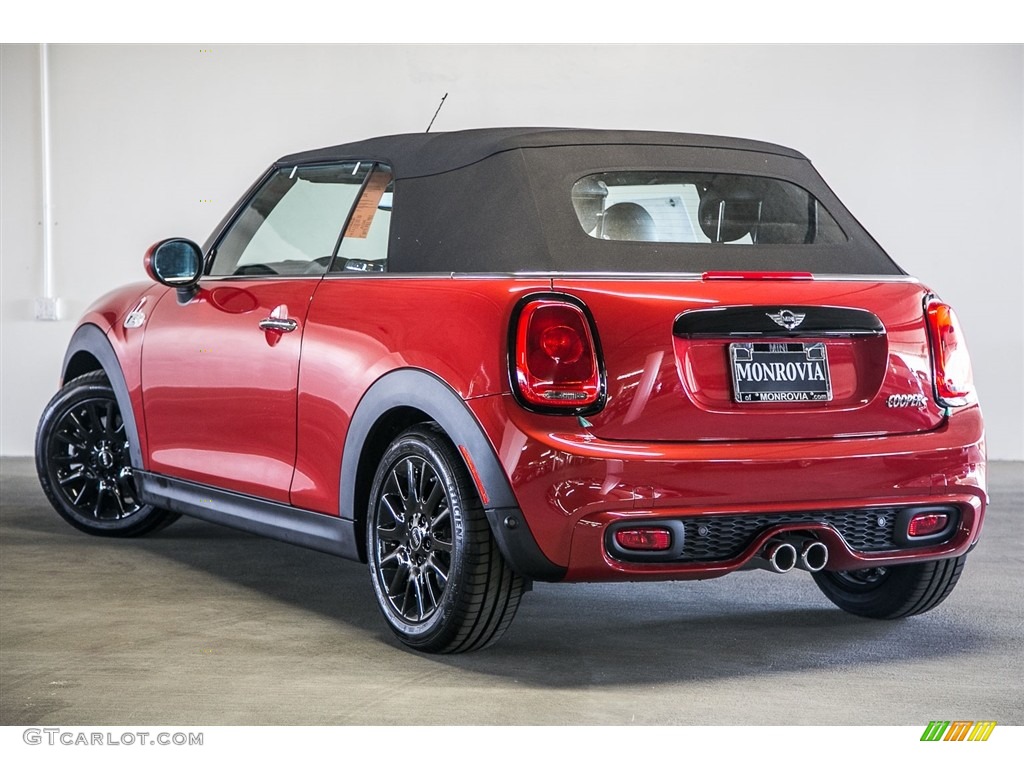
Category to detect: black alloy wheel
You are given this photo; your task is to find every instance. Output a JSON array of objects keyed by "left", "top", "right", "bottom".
[
  {"left": 374, "top": 451, "right": 454, "bottom": 623},
  {"left": 367, "top": 424, "right": 524, "bottom": 653},
  {"left": 825, "top": 567, "right": 891, "bottom": 591},
  {"left": 35, "top": 371, "right": 178, "bottom": 536},
  {"left": 812, "top": 556, "right": 967, "bottom": 619}
]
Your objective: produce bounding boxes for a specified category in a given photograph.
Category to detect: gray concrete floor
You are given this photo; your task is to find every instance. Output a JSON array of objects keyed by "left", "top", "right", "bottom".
[{"left": 1, "top": 457, "right": 1021, "bottom": 725}]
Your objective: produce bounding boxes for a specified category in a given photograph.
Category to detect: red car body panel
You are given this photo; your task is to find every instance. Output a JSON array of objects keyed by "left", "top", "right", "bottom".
[
  {"left": 140, "top": 280, "right": 317, "bottom": 503},
  {"left": 72, "top": 271, "right": 988, "bottom": 581},
  {"left": 68, "top": 282, "right": 162, "bottom": 464},
  {"left": 290, "top": 277, "right": 551, "bottom": 514},
  {"left": 466, "top": 393, "right": 984, "bottom": 576},
  {"left": 554, "top": 277, "right": 945, "bottom": 441}
]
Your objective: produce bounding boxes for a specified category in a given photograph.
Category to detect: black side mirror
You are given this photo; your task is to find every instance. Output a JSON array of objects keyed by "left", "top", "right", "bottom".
[{"left": 145, "top": 238, "right": 204, "bottom": 304}]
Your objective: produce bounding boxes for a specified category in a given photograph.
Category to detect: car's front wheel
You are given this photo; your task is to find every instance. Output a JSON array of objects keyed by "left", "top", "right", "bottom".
[
  {"left": 811, "top": 556, "right": 966, "bottom": 619},
  {"left": 35, "top": 371, "right": 178, "bottom": 537},
  {"left": 367, "top": 424, "right": 524, "bottom": 653}
]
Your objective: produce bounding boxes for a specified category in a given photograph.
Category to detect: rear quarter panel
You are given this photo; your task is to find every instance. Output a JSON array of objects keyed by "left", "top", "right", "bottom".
[{"left": 289, "top": 276, "right": 549, "bottom": 514}]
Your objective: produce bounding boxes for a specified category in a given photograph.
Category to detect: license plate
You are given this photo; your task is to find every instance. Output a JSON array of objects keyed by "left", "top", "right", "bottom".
[{"left": 729, "top": 342, "right": 832, "bottom": 403}]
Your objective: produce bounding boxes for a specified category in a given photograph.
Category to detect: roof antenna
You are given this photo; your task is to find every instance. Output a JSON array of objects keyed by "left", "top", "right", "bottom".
[{"left": 425, "top": 92, "right": 448, "bottom": 133}]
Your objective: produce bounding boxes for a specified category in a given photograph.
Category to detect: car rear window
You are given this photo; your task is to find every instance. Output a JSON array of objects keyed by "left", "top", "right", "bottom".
[{"left": 571, "top": 172, "right": 846, "bottom": 245}]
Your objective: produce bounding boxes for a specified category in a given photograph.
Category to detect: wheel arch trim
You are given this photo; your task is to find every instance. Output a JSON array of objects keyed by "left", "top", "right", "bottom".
[
  {"left": 340, "top": 369, "right": 517, "bottom": 521},
  {"left": 340, "top": 368, "right": 566, "bottom": 581},
  {"left": 60, "top": 323, "right": 144, "bottom": 469}
]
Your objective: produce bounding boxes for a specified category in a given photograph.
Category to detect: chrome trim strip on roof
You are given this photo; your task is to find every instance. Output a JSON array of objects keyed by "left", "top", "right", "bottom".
[
  {"left": 451, "top": 272, "right": 920, "bottom": 283},
  {"left": 201, "top": 271, "right": 919, "bottom": 284}
]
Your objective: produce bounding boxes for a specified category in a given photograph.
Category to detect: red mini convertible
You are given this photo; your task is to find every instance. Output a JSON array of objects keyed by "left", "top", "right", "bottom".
[{"left": 36, "top": 128, "right": 986, "bottom": 652}]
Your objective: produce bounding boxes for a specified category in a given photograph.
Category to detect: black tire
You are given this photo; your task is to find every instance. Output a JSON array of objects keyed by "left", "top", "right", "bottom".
[
  {"left": 812, "top": 555, "right": 967, "bottom": 619},
  {"left": 366, "top": 424, "right": 524, "bottom": 653},
  {"left": 35, "top": 371, "right": 179, "bottom": 537}
]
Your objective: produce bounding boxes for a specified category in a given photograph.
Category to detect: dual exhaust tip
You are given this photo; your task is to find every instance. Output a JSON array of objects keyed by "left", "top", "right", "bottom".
[{"left": 759, "top": 538, "right": 829, "bottom": 574}]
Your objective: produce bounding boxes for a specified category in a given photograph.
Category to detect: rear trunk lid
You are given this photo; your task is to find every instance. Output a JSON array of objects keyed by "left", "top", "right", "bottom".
[{"left": 553, "top": 276, "right": 943, "bottom": 442}]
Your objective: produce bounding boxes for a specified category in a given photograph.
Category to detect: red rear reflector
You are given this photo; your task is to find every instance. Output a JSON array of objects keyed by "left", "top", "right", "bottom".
[
  {"left": 702, "top": 271, "right": 814, "bottom": 281},
  {"left": 925, "top": 300, "right": 975, "bottom": 407},
  {"left": 908, "top": 513, "right": 949, "bottom": 538},
  {"left": 614, "top": 528, "right": 672, "bottom": 551},
  {"left": 514, "top": 299, "right": 601, "bottom": 410},
  {"left": 457, "top": 445, "right": 489, "bottom": 506}
]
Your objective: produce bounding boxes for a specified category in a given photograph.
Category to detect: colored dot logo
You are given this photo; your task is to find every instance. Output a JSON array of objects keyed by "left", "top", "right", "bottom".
[{"left": 920, "top": 720, "right": 997, "bottom": 742}]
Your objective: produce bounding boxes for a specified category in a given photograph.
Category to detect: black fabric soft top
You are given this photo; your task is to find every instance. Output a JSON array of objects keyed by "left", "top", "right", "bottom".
[
  {"left": 276, "top": 128, "right": 808, "bottom": 179},
  {"left": 262, "top": 128, "right": 899, "bottom": 276}
]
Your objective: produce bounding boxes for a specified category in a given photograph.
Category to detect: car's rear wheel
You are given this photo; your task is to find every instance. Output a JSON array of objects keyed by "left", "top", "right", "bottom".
[
  {"left": 367, "top": 424, "right": 524, "bottom": 653},
  {"left": 811, "top": 556, "right": 966, "bottom": 618},
  {"left": 35, "top": 371, "right": 178, "bottom": 537}
]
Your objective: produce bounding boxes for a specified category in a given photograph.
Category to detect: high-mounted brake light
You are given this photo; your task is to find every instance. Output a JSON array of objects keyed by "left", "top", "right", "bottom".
[
  {"left": 513, "top": 298, "right": 603, "bottom": 412},
  {"left": 925, "top": 299, "right": 975, "bottom": 407},
  {"left": 701, "top": 271, "right": 814, "bottom": 281}
]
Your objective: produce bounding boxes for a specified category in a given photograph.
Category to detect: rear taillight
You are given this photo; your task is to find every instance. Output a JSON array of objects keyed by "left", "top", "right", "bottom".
[
  {"left": 512, "top": 297, "right": 603, "bottom": 413},
  {"left": 925, "top": 299, "right": 975, "bottom": 407}
]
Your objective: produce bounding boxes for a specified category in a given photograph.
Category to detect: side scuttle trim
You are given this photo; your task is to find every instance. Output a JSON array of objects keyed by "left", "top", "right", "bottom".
[{"left": 136, "top": 471, "right": 355, "bottom": 557}]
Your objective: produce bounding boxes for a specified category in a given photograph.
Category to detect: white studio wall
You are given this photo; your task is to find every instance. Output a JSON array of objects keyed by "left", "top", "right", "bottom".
[{"left": 2, "top": 44, "right": 1022, "bottom": 459}]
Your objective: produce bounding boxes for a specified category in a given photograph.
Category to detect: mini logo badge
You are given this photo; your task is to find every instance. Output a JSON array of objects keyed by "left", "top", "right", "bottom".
[{"left": 767, "top": 309, "right": 806, "bottom": 331}]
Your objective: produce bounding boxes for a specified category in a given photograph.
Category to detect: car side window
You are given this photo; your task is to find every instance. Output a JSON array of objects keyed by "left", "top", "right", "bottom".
[
  {"left": 208, "top": 163, "right": 370, "bottom": 277},
  {"left": 330, "top": 165, "right": 394, "bottom": 274}
]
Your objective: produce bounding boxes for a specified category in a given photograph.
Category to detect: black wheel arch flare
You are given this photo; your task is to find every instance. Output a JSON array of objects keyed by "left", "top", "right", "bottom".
[
  {"left": 60, "top": 324, "right": 145, "bottom": 471},
  {"left": 340, "top": 369, "right": 566, "bottom": 581}
]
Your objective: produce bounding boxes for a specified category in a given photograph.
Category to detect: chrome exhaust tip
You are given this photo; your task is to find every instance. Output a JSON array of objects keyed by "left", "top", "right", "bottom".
[
  {"left": 762, "top": 540, "right": 798, "bottom": 574},
  {"left": 797, "top": 540, "right": 829, "bottom": 572}
]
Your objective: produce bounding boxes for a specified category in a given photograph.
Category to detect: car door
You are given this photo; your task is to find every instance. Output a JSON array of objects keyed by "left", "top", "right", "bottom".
[{"left": 141, "top": 162, "right": 371, "bottom": 502}]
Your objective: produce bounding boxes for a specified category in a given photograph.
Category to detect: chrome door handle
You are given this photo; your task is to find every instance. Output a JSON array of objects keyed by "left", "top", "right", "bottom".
[{"left": 258, "top": 317, "right": 298, "bottom": 333}]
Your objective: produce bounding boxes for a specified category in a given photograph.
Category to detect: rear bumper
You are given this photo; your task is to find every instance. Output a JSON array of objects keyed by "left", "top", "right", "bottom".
[{"left": 468, "top": 396, "right": 986, "bottom": 582}]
